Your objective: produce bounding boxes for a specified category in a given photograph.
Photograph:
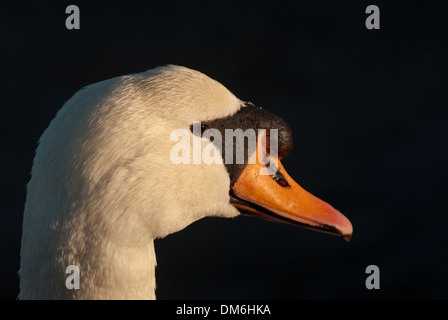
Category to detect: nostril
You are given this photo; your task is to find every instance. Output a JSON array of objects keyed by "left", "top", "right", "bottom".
[
  {"left": 276, "top": 177, "right": 289, "bottom": 187},
  {"left": 272, "top": 170, "right": 291, "bottom": 187}
]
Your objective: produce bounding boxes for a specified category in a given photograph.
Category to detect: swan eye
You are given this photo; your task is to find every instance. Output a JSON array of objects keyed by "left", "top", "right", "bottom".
[
  {"left": 190, "top": 122, "right": 210, "bottom": 135},
  {"left": 200, "top": 123, "right": 209, "bottom": 133}
]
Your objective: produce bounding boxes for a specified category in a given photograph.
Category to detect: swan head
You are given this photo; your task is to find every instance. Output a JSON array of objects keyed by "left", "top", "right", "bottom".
[
  {"left": 122, "top": 65, "right": 352, "bottom": 240},
  {"left": 20, "top": 65, "right": 352, "bottom": 299},
  {"left": 25, "top": 64, "right": 353, "bottom": 246}
]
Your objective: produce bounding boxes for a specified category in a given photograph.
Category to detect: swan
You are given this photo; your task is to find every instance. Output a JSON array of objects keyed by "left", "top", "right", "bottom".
[{"left": 19, "top": 65, "right": 352, "bottom": 299}]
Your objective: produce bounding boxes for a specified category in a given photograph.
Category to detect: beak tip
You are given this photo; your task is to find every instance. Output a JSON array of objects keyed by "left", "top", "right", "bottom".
[
  {"left": 343, "top": 232, "right": 353, "bottom": 242},
  {"left": 340, "top": 220, "right": 353, "bottom": 242}
]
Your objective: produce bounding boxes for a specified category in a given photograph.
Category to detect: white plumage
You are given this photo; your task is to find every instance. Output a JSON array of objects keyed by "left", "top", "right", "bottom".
[
  {"left": 19, "top": 65, "right": 353, "bottom": 300},
  {"left": 20, "top": 65, "right": 242, "bottom": 299}
]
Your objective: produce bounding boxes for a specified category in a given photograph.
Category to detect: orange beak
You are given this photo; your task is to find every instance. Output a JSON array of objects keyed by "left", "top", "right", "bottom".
[{"left": 230, "top": 133, "right": 353, "bottom": 241}]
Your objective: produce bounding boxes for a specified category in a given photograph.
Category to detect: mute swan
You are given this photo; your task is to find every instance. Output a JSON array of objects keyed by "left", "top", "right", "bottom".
[{"left": 19, "top": 65, "right": 352, "bottom": 299}]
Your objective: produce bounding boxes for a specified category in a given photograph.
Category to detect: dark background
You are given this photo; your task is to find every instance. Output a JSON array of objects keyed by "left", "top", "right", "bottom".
[{"left": 1, "top": 1, "right": 447, "bottom": 299}]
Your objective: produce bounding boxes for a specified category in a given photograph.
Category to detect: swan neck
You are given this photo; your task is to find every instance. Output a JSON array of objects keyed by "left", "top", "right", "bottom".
[{"left": 77, "top": 239, "right": 157, "bottom": 299}]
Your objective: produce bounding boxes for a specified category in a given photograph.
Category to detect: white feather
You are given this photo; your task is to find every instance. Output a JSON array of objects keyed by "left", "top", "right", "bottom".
[{"left": 20, "top": 65, "right": 242, "bottom": 299}]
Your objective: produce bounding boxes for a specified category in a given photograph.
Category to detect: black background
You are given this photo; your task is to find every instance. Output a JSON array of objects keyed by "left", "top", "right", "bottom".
[{"left": 1, "top": 1, "right": 447, "bottom": 299}]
